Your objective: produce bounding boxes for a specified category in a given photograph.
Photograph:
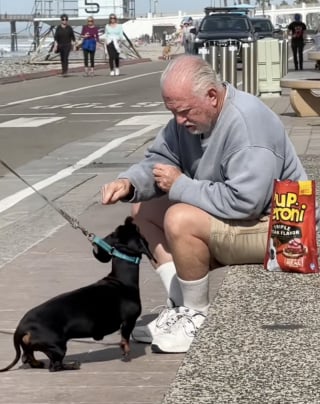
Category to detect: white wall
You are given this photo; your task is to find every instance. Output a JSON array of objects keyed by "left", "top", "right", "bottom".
[
  {"left": 123, "top": 13, "right": 203, "bottom": 39},
  {"left": 78, "top": 0, "right": 124, "bottom": 18}
]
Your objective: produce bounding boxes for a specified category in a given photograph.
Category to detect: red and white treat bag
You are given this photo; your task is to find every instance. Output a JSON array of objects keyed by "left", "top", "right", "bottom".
[{"left": 264, "top": 179, "right": 319, "bottom": 274}]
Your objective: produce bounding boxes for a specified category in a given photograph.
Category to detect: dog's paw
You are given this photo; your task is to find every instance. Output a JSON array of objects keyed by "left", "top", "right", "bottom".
[
  {"left": 64, "top": 360, "right": 81, "bottom": 370},
  {"left": 121, "top": 354, "right": 131, "bottom": 362},
  {"left": 49, "top": 360, "right": 81, "bottom": 371}
]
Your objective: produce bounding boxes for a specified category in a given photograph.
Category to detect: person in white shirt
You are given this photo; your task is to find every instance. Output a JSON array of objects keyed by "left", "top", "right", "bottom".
[{"left": 104, "top": 13, "right": 124, "bottom": 76}]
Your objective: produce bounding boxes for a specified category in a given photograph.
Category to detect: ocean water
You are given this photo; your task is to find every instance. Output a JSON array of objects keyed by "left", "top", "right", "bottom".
[
  {"left": 0, "top": 36, "right": 54, "bottom": 58},
  {"left": 0, "top": 24, "right": 85, "bottom": 58}
]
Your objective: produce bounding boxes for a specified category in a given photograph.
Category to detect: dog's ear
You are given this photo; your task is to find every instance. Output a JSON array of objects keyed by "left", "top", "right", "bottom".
[
  {"left": 124, "top": 217, "right": 157, "bottom": 263},
  {"left": 137, "top": 235, "right": 157, "bottom": 263},
  {"left": 97, "top": 217, "right": 157, "bottom": 263},
  {"left": 124, "top": 216, "right": 134, "bottom": 226},
  {"left": 125, "top": 216, "right": 157, "bottom": 262}
]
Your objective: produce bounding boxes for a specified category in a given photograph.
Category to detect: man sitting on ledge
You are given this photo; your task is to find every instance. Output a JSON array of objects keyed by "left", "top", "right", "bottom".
[{"left": 101, "top": 55, "right": 309, "bottom": 354}]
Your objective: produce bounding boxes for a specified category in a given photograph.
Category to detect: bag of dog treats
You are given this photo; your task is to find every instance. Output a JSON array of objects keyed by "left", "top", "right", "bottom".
[{"left": 264, "top": 179, "right": 319, "bottom": 274}]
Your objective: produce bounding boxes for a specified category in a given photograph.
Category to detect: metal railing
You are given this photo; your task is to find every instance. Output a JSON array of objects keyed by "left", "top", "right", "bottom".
[{"left": 0, "top": 14, "right": 34, "bottom": 22}]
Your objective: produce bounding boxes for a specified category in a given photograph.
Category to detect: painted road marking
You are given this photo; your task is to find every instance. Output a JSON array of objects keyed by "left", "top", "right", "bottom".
[
  {"left": 0, "top": 71, "right": 163, "bottom": 108},
  {"left": 116, "top": 115, "right": 171, "bottom": 126},
  {"left": 0, "top": 113, "right": 56, "bottom": 116},
  {"left": 0, "top": 117, "right": 65, "bottom": 128},
  {"left": 71, "top": 111, "right": 169, "bottom": 115},
  {"left": 0, "top": 122, "right": 162, "bottom": 214},
  {"left": 29, "top": 101, "right": 164, "bottom": 110}
]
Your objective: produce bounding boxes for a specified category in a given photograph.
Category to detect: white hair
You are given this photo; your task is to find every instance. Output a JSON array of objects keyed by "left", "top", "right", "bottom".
[{"left": 160, "top": 55, "right": 223, "bottom": 97}]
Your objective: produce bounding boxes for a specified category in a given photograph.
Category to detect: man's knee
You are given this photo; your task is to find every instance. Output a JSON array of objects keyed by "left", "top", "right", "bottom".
[
  {"left": 164, "top": 204, "right": 188, "bottom": 237},
  {"left": 164, "top": 203, "right": 211, "bottom": 239}
]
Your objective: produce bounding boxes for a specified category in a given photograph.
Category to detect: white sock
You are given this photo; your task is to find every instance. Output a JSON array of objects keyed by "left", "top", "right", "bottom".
[
  {"left": 156, "top": 262, "right": 183, "bottom": 306},
  {"left": 177, "top": 274, "right": 210, "bottom": 314}
]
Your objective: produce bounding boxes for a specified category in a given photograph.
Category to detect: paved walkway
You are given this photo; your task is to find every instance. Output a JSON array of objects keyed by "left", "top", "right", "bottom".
[{"left": 0, "top": 55, "right": 320, "bottom": 403}]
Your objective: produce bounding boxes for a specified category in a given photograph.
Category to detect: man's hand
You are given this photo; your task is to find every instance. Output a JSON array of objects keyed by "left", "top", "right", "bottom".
[
  {"left": 153, "top": 163, "right": 182, "bottom": 193},
  {"left": 101, "top": 179, "right": 133, "bottom": 204}
]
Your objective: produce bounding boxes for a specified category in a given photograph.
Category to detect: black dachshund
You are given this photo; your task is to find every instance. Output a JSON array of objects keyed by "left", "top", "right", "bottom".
[{"left": 0, "top": 217, "right": 155, "bottom": 372}]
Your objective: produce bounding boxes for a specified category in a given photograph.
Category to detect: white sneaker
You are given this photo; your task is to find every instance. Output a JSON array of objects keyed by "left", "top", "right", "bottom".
[
  {"left": 151, "top": 307, "right": 206, "bottom": 353},
  {"left": 132, "top": 306, "right": 183, "bottom": 344},
  {"left": 115, "top": 68, "right": 120, "bottom": 76},
  {"left": 110, "top": 70, "right": 115, "bottom": 76}
]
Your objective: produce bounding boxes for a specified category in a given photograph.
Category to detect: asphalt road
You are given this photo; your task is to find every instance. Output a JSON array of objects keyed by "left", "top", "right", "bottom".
[
  {"left": 0, "top": 42, "right": 315, "bottom": 174},
  {"left": 0, "top": 60, "right": 167, "bottom": 173}
]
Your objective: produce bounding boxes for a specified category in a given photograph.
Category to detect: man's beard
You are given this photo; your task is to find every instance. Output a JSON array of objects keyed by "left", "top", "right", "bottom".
[{"left": 185, "top": 123, "right": 211, "bottom": 136}]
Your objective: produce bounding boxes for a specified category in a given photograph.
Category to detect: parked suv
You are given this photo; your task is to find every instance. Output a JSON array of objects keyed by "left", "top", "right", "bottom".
[
  {"left": 250, "top": 17, "right": 282, "bottom": 39},
  {"left": 194, "top": 7, "right": 258, "bottom": 56}
]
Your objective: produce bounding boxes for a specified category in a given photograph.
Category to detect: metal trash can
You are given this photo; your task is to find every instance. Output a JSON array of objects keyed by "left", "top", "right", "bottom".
[
  {"left": 219, "top": 43, "right": 229, "bottom": 82},
  {"left": 249, "top": 41, "right": 258, "bottom": 96},
  {"left": 278, "top": 39, "right": 288, "bottom": 77},
  {"left": 242, "top": 43, "right": 251, "bottom": 93},
  {"left": 207, "top": 42, "right": 219, "bottom": 74},
  {"left": 228, "top": 40, "right": 238, "bottom": 87}
]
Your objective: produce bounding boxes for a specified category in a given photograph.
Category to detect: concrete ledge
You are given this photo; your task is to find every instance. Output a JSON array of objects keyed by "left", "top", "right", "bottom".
[
  {"left": 163, "top": 264, "right": 320, "bottom": 404},
  {"left": 308, "top": 51, "right": 320, "bottom": 71},
  {"left": 308, "top": 51, "right": 320, "bottom": 62},
  {"left": 280, "top": 77, "right": 320, "bottom": 117}
]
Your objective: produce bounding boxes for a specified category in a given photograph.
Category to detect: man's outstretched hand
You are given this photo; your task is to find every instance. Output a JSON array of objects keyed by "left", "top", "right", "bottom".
[{"left": 101, "top": 179, "right": 133, "bottom": 204}]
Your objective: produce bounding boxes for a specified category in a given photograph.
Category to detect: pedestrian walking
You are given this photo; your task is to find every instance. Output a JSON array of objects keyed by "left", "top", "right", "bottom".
[
  {"left": 288, "top": 14, "right": 306, "bottom": 70},
  {"left": 80, "top": 16, "right": 99, "bottom": 77},
  {"left": 104, "top": 13, "right": 125, "bottom": 76},
  {"left": 182, "top": 18, "right": 196, "bottom": 54},
  {"left": 53, "top": 14, "right": 76, "bottom": 77}
]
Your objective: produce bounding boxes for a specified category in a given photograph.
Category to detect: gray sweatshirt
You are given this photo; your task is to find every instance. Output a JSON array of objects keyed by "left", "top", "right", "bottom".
[{"left": 118, "top": 84, "right": 308, "bottom": 220}]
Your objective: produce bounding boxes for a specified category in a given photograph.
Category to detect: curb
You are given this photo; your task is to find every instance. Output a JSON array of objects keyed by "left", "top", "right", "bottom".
[{"left": 0, "top": 57, "right": 152, "bottom": 85}]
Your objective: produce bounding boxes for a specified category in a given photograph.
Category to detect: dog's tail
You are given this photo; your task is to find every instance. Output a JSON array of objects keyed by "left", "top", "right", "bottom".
[{"left": 0, "top": 330, "right": 22, "bottom": 372}]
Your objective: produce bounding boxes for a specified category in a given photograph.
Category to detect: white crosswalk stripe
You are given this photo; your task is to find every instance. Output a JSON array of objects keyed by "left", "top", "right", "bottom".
[{"left": 0, "top": 116, "right": 65, "bottom": 127}]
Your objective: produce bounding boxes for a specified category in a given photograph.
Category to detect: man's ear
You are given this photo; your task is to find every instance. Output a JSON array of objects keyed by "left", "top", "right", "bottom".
[{"left": 208, "top": 87, "right": 218, "bottom": 107}]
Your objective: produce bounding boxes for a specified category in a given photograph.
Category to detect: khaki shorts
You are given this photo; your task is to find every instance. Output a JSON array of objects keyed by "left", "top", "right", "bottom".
[{"left": 209, "top": 215, "right": 269, "bottom": 266}]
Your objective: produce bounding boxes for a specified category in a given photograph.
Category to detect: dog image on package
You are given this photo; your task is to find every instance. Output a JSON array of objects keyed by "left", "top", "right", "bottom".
[{"left": 266, "top": 237, "right": 281, "bottom": 272}]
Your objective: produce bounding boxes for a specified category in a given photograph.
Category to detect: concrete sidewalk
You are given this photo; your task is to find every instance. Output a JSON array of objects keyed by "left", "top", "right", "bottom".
[
  {"left": 163, "top": 264, "right": 320, "bottom": 404},
  {"left": 0, "top": 66, "right": 319, "bottom": 403}
]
